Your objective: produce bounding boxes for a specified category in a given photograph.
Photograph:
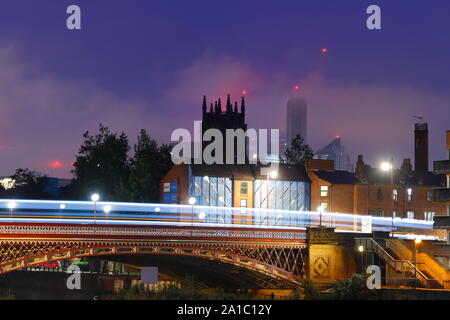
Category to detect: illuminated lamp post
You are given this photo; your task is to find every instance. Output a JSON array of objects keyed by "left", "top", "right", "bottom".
[
  {"left": 103, "top": 205, "right": 112, "bottom": 235},
  {"left": 91, "top": 193, "right": 100, "bottom": 234},
  {"left": 59, "top": 203, "right": 66, "bottom": 233},
  {"left": 7, "top": 202, "right": 16, "bottom": 223},
  {"left": 381, "top": 158, "right": 394, "bottom": 229},
  {"left": 188, "top": 197, "right": 196, "bottom": 235},
  {"left": 317, "top": 205, "right": 325, "bottom": 227},
  {"left": 266, "top": 170, "right": 278, "bottom": 225},
  {"left": 414, "top": 238, "right": 422, "bottom": 288}
]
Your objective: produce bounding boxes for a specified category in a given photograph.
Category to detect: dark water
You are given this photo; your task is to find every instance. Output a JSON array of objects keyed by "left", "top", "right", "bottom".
[{"left": 0, "top": 271, "right": 111, "bottom": 300}]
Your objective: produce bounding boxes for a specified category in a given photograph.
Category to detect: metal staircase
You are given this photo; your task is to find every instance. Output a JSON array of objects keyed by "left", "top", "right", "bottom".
[
  {"left": 355, "top": 238, "right": 432, "bottom": 288},
  {"left": 386, "top": 239, "right": 447, "bottom": 289}
]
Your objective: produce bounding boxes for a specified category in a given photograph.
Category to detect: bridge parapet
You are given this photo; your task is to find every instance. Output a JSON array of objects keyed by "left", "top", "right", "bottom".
[{"left": 0, "top": 223, "right": 306, "bottom": 245}]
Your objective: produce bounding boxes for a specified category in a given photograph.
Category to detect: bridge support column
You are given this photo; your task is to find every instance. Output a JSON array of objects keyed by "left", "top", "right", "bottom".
[{"left": 306, "top": 227, "right": 357, "bottom": 286}]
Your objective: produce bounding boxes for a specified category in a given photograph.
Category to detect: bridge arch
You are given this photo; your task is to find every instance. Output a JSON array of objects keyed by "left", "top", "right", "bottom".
[{"left": 0, "top": 240, "right": 307, "bottom": 287}]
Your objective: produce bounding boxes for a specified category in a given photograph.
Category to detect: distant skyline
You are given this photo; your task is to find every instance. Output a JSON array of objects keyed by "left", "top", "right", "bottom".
[{"left": 1, "top": 1, "right": 450, "bottom": 178}]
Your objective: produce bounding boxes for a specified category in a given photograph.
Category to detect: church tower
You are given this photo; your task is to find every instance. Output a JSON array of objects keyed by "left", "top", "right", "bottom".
[{"left": 201, "top": 94, "right": 248, "bottom": 163}]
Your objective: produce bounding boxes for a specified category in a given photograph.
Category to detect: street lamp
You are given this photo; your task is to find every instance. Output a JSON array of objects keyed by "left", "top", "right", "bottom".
[
  {"left": 188, "top": 197, "right": 196, "bottom": 205},
  {"left": 103, "top": 205, "right": 111, "bottom": 214},
  {"left": 7, "top": 201, "right": 16, "bottom": 222},
  {"left": 188, "top": 197, "right": 196, "bottom": 233},
  {"left": 381, "top": 158, "right": 394, "bottom": 229},
  {"left": 414, "top": 238, "right": 422, "bottom": 287},
  {"left": 265, "top": 170, "right": 278, "bottom": 225},
  {"left": 103, "top": 205, "right": 112, "bottom": 234},
  {"left": 317, "top": 205, "right": 325, "bottom": 227},
  {"left": 269, "top": 170, "right": 278, "bottom": 179},
  {"left": 59, "top": 203, "right": 66, "bottom": 230},
  {"left": 91, "top": 193, "right": 100, "bottom": 233}
]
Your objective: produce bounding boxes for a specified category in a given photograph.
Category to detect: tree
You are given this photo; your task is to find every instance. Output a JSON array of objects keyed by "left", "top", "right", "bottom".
[
  {"left": 72, "top": 124, "right": 130, "bottom": 200},
  {"left": 284, "top": 134, "right": 314, "bottom": 166},
  {"left": 0, "top": 168, "right": 49, "bottom": 199},
  {"left": 331, "top": 274, "right": 373, "bottom": 300},
  {"left": 118, "top": 129, "right": 172, "bottom": 202}
]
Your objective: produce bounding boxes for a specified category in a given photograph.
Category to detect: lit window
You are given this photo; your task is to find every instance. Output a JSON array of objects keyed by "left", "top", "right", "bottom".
[
  {"left": 240, "top": 182, "right": 248, "bottom": 195},
  {"left": 393, "top": 210, "right": 397, "bottom": 218},
  {"left": 240, "top": 199, "right": 247, "bottom": 208},
  {"left": 407, "top": 188, "right": 413, "bottom": 201},
  {"left": 320, "top": 186, "right": 329, "bottom": 197},
  {"left": 392, "top": 189, "right": 398, "bottom": 201},
  {"left": 427, "top": 191, "right": 432, "bottom": 202},
  {"left": 407, "top": 211, "right": 415, "bottom": 219},
  {"left": 424, "top": 211, "right": 435, "bottom": 221},
  {"left": 320, "top": 202, "right": 328, "bottom": 212}
]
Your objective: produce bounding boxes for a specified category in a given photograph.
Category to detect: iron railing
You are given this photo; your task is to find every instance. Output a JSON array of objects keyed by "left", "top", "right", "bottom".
[
  {"left": 355, "top": 238, "right": 432, "bottom": 288},
  {"left": 386, "top": 239, "right": 446, "bottom": 288}
]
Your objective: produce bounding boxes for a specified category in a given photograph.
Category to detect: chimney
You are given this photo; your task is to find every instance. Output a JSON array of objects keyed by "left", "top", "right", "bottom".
[
  {"left": 355, "top": 154, "right": 365, "bottom": 179},
  {"left": 401, "top": 158, "right": 412, "bottom": 174},
  {"left": 414, "top": 122, "right": 428, "bottom": 172}
]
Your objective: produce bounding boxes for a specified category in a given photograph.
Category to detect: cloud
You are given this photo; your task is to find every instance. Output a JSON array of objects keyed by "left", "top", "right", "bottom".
[
  {"left": 161, "top": 52, "right": 450, "bottom": 168},
  {"left": 1, "top": 44, "right": 448, "bottom": 179},
  {"left": 0, "top": 45, "right": 166, "bottom": 177},
  {"left": 297, "top": 74, "right": 450, "bottom": 167}
]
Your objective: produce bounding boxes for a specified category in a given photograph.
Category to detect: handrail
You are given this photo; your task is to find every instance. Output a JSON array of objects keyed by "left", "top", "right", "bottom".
[
  {"left": 356, "top": 238, "right": 430, "bottom": 287},
  {"left": 387, "top": 239, "right": 446, "bottom": 287}
]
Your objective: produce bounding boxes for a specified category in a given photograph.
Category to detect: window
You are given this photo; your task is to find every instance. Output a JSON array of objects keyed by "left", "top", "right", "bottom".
[
  {"left": 320, "top": 202, "right": 328, "bottom": 212},
  {"left": 240, "top": 199, "right": 247, "bottom": 208},
  {"left": 393, "top": 189, "right": 398, "bottom": 201},
  {"left": 407, "top": 188, "right": 413, "bottom": 201},
  {"left": 424, "top": 211, "right": 435, "bottom": 221},
  {"left": 427, "top": 191, "right": 433, "bottom": 202},
  {"left": 407, "top": 210, "right": 415, "bottom": 219},
  {"left": 320, "top": 186, "right": 329, "bottom": 197},
  {"left": 392, "top": 210, "right": 397, "bottom": 218},
  {"left": 240, "top": 182, "right": 248, "bottom": 195},
  {"left": 376, "top": 209, "right": 384, "bottom": 216},
  {"left": 377, "top": 188, "right": 383, "bottom": 201}
]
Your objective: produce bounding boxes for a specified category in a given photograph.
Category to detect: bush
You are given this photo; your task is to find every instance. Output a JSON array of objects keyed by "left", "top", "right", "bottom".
[
  {"left": 0, "top": 289, "right": 15, "bottom": 300},
  {"left": 300, "top": 279, "right": 320, "bottom": 299},
  {"left": 331, "top": 274, "right": 373, "bottom": 300}
]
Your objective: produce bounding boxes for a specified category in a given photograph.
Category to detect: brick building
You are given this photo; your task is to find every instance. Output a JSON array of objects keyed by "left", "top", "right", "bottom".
[
  {"left": 433, "top": 130, "right": 450, "bottom": 214},
  {"left": 308, "top": 156, "right": 447, "bottom": 220},
  {"left": 160, "top": 163, "right": 311, "bottom": 212},
  {"left": 308, "top": 121, "right": 447, "bottom": 220}
]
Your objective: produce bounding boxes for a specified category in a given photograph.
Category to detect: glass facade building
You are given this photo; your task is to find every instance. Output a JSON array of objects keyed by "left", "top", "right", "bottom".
[
  {"left": 253, "top": 180, "right": 309, "bottom": 211},
  {"left": 189, "top": 175, "right": 233, "bottom": 208}
]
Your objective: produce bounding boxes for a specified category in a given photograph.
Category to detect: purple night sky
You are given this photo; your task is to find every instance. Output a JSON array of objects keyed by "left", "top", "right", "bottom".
[{"left": 0, "top": 0, "right": 449, "bottom": 178}]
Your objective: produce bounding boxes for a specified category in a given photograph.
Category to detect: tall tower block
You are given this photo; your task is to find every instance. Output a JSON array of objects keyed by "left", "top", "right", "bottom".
[
  {"left": 286, "top": 97, "right": 307, "bottom": 147},
  {"left": 414, "top": 122, "right": 429, "bottom": 172}
]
